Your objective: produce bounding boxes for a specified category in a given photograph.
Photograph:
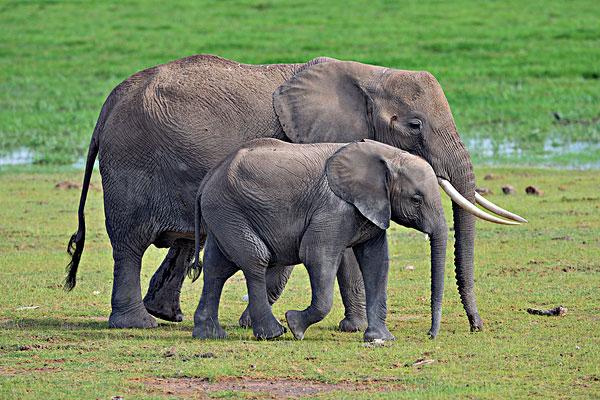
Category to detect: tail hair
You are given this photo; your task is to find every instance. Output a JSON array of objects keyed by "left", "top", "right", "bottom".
[{"left": 64, "top": 229, "right": 85, "bottom": 290}]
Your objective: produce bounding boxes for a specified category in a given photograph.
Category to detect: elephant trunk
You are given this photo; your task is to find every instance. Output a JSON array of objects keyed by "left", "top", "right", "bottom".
[
  {"left": 428, "top": 225, "right": 447, "bottom": 338},
  {"left": 445, "top": 140, "right": 483, "bottom": 332}
]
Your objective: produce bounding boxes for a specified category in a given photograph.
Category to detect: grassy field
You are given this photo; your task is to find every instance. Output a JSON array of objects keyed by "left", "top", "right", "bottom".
[
  {"left": 1, "top": 0, "right": 600, "bottom": 166},
  {"left": 0, "top": 167, "right": 598, "bottom": 398},
  {"left": 1, "top": 1, "right": 599, "bottom": 399}
]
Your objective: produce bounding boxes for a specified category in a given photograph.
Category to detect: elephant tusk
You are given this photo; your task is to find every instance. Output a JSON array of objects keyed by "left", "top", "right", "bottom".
[
  {"left": 475, "top": 193, "right": 528, "bottom": 223},
  {"left": 438, "top": 179, "right": 521, "bottom": 226}
]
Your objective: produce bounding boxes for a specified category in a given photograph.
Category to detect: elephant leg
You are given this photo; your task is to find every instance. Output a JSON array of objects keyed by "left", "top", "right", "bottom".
[
  {"left": 108, "top": 245, "right": 158, "bottom": 329},
  {"left": 336, "top": 249, "right": 368, "bottom": 332},
  {"left": 243, "top": 265, "right": 287, "bottom": 340},
  {"left": 353, "top": 232, "right": 395, "bottom": 342},
  {"left": 238, "top": 264, "right": 294, "bottom": 328},
  {"left": 285, "top": 250, "right": 342, "bottom": 340},
  {"left": 144, "top": 240, "right": 194, "bottom": 322},
  {"left": 192, "top": 236, "right": 238, "bottom": 339}
]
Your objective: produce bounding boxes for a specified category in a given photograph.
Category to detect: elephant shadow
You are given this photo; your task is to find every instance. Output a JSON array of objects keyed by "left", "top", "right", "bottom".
[{"left": 0, "top": 317, "right": 190, "bottom": 341}]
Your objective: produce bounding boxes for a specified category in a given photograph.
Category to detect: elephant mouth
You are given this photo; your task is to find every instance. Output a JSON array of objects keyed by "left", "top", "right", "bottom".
[{"left": 437, "top": 178, "right": 527, "bottom": 225}]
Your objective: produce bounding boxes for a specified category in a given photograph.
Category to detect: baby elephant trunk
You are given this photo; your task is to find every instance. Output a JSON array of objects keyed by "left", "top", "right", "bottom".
[{"left": 428, "top": 228, "right": 447, "bottom": 338}]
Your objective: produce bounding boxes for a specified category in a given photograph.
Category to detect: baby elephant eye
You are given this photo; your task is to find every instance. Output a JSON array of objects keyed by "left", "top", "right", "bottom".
[{"left": 408, "top": 119, "right": 423, "bottom": 130}]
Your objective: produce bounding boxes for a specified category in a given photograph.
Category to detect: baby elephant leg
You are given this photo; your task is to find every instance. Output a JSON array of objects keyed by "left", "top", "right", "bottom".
[
  {"left": 192, "top": 237, "right": 238, "bottom": 339},
  {"left": 336, "top": 249, "right": 368, "bottom": 332},
  {"left": 285, "top": 251, "right": 341, "bottom": 340},
  {"left": 238, "top": 264, "right": 294, "bottom": 328},
  {"left": 353, "top": 232, "right": 395, "bottom": 342},
  {"left": 243, "top": 266, "right": 287, "bottom": 340}
]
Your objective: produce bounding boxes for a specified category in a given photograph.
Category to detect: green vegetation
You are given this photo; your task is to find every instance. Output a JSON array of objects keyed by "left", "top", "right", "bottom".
[
  {"left": 1, "top": 0, "right": 600, "bottom": 166},
  {"left": 1, "top": 1, "right": 599, "bottom": 398},
  {"left": 0, "top": 168, "right": 598, "bottom": 398}
]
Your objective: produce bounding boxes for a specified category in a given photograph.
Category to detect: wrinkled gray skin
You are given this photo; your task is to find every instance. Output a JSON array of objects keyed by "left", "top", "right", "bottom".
[
  {"left": 193, "top": 139, "right": 447, "bottom": 341},
  {"left": 67, "top": 55, "right": 482, "bottom": 333}
]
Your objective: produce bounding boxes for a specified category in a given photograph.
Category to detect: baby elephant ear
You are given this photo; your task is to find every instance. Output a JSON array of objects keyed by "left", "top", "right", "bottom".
[{"left": 326, "top": 142, "right": 391, "bottom": 230}]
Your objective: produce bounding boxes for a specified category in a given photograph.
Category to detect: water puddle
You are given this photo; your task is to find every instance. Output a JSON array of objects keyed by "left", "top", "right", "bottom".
[
  {"left": 1, "top": 138, "right": 599, "bottom": 169},
  {"left": 0, "top": 148, "right": 34, "bottom": 166},
  {"left": 466, "top": 137, "right": 600, "bottom": 169}
]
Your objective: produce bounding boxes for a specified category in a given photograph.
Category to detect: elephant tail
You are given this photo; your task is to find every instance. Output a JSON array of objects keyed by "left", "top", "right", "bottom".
[
  {"left": 64, "top": 82, "right": 125, "bottom": 291},
  {"left": 64, "top": 133, "right": 98, "bottom": 291},
  {"left": 191, "top": 187, "right": 204, "bottom": 281}
]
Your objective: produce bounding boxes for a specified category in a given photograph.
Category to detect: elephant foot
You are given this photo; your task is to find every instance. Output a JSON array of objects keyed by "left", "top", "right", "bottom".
[
  {"left": 192, "top": 320, "right": 228, "bottom": 340},
  {"left": 285, "top": 310, "right": 309, "bottom": 340},
  {"left": 468, "top": 314, "right": 484, "bottom": 332},
  {"left": 143, "top": 295, "right": 184, "bottom": 323},
  {"left": 338, "top": 316, "right": 368, "bottom": 332},
  {"left": 109, "top": 305, "right": 158, "bottom": 329},
  {"left": 253, "top": 316, "right": 286, "bottom": 340},
  {"left": 363, "top": 325, "right": 395, "bottom": 342},
  {"left": 238, "top": 307, "right": 252, "bottom": 329}
]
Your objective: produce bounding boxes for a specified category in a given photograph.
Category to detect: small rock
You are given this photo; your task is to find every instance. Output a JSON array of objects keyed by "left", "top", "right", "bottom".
[
  {"left": 111, "top": 397, "right": 123, "bottom": 400},
  {"left": 551, "top": 236, "right": 572, "bottom": 241},
  {"left": 475, "top": 187, "right": 493, "bottom": 196},
  {"left": 242, "top": 294, "right": 249, "bottom": 302},
  {"left": 363, "top": 339, "right": 389, "bottom": 348},
  {"left": 404, "top": 265, "right": 415, "bottom": 271},
  {"left": 163, "top": 347, "right": 176, "bottom": 358},
  {"left": 408, "top": 358, "right": 436, "bottom": 367},
  {"left": 502, "top": 185, "right": 515, "bottom": 195},
  {"left": 195, "top": 352, "right": 216, "bottom": 359},
  {"left": 483, "top": 174, "right": 496, "bottom": 180},
  {"left": 525, "top": 186, "right": 543, "bottom": 196},
  {"left": 16, "top": 306, "right": 39, "bottom": 310}
]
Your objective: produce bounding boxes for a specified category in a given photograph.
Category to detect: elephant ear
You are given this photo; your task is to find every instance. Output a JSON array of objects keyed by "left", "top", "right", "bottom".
[
  {"left": 326, "top": 142, "right": 392, "bottom": 230},
  {"left": 274, "top": 61, "right": 383, "bottom": 143}
]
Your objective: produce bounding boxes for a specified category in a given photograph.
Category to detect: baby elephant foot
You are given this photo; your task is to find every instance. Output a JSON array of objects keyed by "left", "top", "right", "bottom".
[
  {"left": 238, "top": 307, "right": 252, "bottom": 329},
  {"left": 252, "top": 316, "right": 286, "bottom": 340},
  {"left": 109, "top": 304, "right": 158, "bottom": 329},
  {"left": 285, "top": 310, "right": 311, "bottom": 340},
  {"left": 143, "top": 295, "right": 184, "bottom": 323},
  {"left": 338, "top": 316, "right": 368, "bottom": 333},
  {"left": 363, "top": 325, "right": 395, "bottom": 342},
  {"left": 192, "top": 319, "right": 227, "bottom": 340}
]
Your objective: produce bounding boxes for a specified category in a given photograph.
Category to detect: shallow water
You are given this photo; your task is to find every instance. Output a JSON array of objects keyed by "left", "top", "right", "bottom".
[
  {"left": 1, "top": 138, "right": 599, "bottom": 169},
  {"left": 0, "top": 148, "right": 34, "bottom": 166},
  {"left": 466, "top": 137, "right": 600, "bottom": 169}
]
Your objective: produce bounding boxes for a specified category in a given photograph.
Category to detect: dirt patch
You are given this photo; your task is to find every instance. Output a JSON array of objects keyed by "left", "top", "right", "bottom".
[
  {"left": 140, "top": 376, "right": 406, "bottom": 398},
  {"left": 0, "top": 366, "right": 61, "bottom": 376},
  {"left": 55, "top": 180, "right": 100, "bottom": 191}
]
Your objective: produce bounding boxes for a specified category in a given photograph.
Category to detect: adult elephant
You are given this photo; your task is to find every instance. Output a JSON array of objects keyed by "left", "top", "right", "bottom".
[{"left": 65, "top": 54, "right": 524, "bottom": 329}]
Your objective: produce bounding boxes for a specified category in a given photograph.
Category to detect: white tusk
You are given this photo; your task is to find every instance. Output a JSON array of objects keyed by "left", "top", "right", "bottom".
[
  {"left": 475, "top": 193, "right": 528, "bottom": 223},
  {"left": 438, "top": 179, "right": 521, "bottom": 226}
]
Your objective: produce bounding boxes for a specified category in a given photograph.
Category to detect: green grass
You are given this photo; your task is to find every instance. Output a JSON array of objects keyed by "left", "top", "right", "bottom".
[
  {"left": 0, "top": 167, "right": 598, "bottom": 398},
  {"left": 1, "top": 0, "right": 600, "bottom": 166}
]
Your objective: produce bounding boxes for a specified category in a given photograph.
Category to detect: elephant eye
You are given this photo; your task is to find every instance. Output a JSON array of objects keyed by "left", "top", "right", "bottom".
[
  {"left": 411, "top": 194, "right": 423, "bottom": 205},
  {"left": 408, "top": 119, "right": 423, "bottom": 131}
]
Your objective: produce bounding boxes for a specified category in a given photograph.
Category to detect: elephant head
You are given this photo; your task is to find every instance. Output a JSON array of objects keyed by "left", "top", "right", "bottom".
[
  {"left": 274, "top": 60, "right": 526, "bottom": 331},
  {"left": 326, "top": 141, "right": 448, "bottom": 337}
]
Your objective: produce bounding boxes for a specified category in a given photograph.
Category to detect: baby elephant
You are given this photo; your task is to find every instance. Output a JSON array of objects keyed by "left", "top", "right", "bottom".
[{"left": 193, "top": 138, "right": 447, "bottom": 342}]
